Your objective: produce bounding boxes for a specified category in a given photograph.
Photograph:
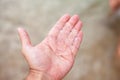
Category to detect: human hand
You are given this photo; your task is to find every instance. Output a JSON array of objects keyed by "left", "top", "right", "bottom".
[
  {"left": 18, "top": 14, "right": 83, "bottom": 80},
  {"left": 110, "top": 0, "right": 120, "bottom": 11}
]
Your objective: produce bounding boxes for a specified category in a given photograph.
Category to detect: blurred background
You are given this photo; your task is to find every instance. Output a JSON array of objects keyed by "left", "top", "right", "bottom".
[{"left": 0, "top": 0, "right": 120, "bottom": 80}]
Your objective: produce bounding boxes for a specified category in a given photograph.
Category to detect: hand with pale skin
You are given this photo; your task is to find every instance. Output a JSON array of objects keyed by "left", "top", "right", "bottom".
[
  {"left": 18, "top": 14, "right": 83, "bottom": 80},
  {"left": 110, "top": 0, "right": 120, "bottom": 11}
]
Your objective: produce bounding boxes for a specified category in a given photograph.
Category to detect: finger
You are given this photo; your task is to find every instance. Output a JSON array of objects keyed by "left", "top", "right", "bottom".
[
  {"left": 58, "top": 15, "right": 79, "bottom": 39},
  {"left": 74, "top": 21, "right": 82, "bottom": 32},
  {"left": 48, "top": 14, "right": 70, "bottom": 37},
  {"left": 110, "top": 0, "right": 119, "bottom": 11},
  {"left": 72, "top": 31, "right": 83, "bottom": 56},
  {"left": 67, "top": 21, "right": 82, "bottom": 45},
  {"left": 17, "top": 27, "right": 32, "bottom": 47},
  {"left": 68, "top": 15, "right": 79, "bottom": 26}
]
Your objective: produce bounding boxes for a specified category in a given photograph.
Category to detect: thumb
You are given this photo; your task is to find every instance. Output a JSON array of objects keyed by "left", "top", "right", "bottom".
[{"left": 17, "top": 27, "right": 32, "bottom": 48}]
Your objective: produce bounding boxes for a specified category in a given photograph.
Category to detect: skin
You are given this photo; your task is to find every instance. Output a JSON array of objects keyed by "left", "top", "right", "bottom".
[
  {"left": 110, "top": 0, "right": 120, "bottom": 56},
  {"left": 18, "top": 14, "right": 83, "bottom": 80},
  {"left": 110, "top": 0, "right": 120, "bottom": 11}
]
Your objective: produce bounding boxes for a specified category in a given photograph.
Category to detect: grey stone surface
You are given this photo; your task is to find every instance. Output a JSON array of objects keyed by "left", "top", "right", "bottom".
[{"left": 0, "top": 0, "right": 120, "bottom": 80}]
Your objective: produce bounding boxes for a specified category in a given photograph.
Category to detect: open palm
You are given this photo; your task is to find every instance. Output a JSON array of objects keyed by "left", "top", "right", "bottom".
[{"left": 18, "top": 14, "right": 83, "bottom": 80}]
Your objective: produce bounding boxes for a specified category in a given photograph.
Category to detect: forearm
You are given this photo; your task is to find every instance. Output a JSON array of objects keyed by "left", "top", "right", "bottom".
[{"left": 26, "top": 70, "right": 53, "bottom": 80}]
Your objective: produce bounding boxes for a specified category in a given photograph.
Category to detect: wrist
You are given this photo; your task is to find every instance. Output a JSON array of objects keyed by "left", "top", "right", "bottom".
[{"left": 26, "top": 70, "right": 54, "bottom": 80}]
